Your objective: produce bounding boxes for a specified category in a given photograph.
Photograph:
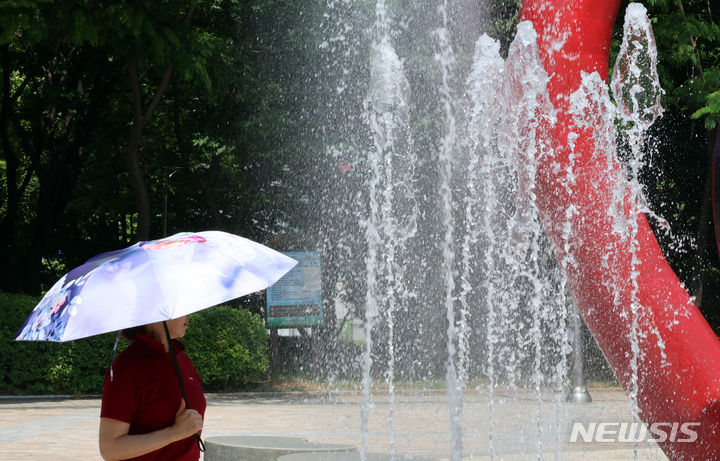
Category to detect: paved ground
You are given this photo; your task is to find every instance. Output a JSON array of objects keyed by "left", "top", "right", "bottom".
[{"left": 0, "top": 388, "right": 667, "bottom": 461}]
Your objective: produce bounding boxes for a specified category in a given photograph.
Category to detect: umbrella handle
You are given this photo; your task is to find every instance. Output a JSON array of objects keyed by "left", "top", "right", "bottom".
[{"left": 163, "top": 321, "right": 205, "bottom": 453}]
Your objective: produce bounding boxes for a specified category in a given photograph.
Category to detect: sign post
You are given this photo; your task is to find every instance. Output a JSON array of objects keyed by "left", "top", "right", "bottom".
[{"left": 266, "top": 251, "right": 323, "bottom": 328}]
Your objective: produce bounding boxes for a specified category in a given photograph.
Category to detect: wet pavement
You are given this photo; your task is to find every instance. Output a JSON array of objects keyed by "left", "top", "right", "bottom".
[{"left": 0, "top": 388, "right": 668, "bottom": 460}]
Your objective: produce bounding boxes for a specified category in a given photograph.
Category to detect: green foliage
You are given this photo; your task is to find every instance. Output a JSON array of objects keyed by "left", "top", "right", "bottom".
[
  {"left": 1, "top": 292, "right": 269, "bottom": 394},
  {"left": 0, "top": 0, "right": 290, "bottom": 293},
  {"left": 184, "top": 305, "right": 270, "bottom": 391},
  {"left": 487, "top": 0, "right": 521, "bottom": 54},
  {"left": 641, "top": 0, "right": 720, "bottom": 129},
  {"left": 0, "top": 291, "right": 118, "bottom": 394},
  {"left": 629, "top": 0, "right": 720, "bottom": 310},
  {"left": 0, "top": 291, "right": 53, "bottom": 393},
  {"left": 693, "top": 89, "right": 720, "bottom": 130}
]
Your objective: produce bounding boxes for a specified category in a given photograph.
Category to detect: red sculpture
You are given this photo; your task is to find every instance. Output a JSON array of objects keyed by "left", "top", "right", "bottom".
[{"left": 519, "top": 0, "right": 720, "bottom": 458}]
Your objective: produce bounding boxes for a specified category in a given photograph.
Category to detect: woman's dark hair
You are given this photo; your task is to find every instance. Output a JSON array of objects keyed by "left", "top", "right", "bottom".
[{"left": 121, "top": 326, "right": 146, "bottom": 340}]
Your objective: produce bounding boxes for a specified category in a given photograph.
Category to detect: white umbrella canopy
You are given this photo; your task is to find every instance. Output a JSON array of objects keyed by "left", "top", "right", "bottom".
[{"left": 16, "top": 231, "right": 297, "bottom": 342}]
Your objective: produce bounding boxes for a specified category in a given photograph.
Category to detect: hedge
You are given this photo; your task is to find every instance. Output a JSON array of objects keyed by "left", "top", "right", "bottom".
[
  {"left": 0, "top": 291, "right": 116, "bottom": 394},
  {"left": 1, "top": 291, "right": 269, "bottom": 394},
  {"left": 183, "top": 306, "right": 269, "bottom": 391}
]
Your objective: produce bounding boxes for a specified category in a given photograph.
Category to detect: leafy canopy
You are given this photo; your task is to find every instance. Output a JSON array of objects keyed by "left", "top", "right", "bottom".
[{"left": 645, "top": 0, "right": 720, "bottom": 129}]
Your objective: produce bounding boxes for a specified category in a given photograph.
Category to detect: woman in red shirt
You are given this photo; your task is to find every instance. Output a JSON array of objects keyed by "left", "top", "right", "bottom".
[{"left": 99, "top": 315, "right": 206, "bottom": 461}]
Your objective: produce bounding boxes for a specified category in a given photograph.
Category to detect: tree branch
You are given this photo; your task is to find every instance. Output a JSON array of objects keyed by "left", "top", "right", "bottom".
[
  {"left": 677, "top": 0, "right": 703, "bottom": 75},
  {"left": 10, "top": 75, "right": 29, "bottom": 102},
  {"left": 17, "top": 164, "right": 35, "bottom": 199},
  {"left": 8, "top": 108, "right": 41, "bottom": 173},
  {"left": 184, "top": 5, "right": 196, "bottom": 25},
  {"left": 143, "top": 67, "right": 172, "bottom": 122}
]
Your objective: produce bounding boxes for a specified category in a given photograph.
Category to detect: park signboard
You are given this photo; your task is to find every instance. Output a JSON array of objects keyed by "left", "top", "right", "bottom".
[{"left": 266, "top": 251, "right": 322, "bottom": 327}]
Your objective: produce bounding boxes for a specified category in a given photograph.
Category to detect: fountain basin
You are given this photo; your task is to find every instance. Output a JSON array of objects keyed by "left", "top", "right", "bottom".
[
  {"left": 277, "top": 453, "right": 438, "bottom": 461},
  {"left": 203, "top": 436, "right": 355, "bottom": 461}
]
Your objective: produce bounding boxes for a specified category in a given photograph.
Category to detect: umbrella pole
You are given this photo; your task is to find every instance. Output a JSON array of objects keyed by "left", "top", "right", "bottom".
[{"left": 163, "top": 321, "right": 205, "bottom": 452}]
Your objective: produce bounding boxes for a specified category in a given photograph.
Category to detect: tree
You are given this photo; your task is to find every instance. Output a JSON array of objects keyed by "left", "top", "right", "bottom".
[
  {"left": 0, "top": 0, "right": 260, "bottom": 293},
  {"left": 0, "top": 1, "right": 125, "bottom": 293},
  {"left": 636, "top": 0, "right": 720, "bottom": 315},
  {"left": 644, "top": 0, "right": 720, "bottom": 131}
]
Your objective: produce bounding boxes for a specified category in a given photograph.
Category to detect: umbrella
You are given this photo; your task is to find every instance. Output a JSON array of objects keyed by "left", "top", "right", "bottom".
[
  {"left": 15, "top": 230, "right": 297, "bottom": 452},
  {"left": 16, "top": 230, "right": 297, "bottom": 342}
]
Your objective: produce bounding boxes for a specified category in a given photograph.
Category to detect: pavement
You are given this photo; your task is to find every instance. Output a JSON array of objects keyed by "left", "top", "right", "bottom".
[{"left": 0, "top": 388, "right": 668, "bottom": 461}]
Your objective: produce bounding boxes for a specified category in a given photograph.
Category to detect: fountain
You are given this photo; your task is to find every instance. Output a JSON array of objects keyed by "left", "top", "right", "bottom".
[{"left": 211, "top": 1, "right": 720, "bottom": 460}]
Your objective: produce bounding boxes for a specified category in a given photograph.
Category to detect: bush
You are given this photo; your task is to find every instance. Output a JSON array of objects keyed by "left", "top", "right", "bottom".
[
  {"left": 1, "top": 292, "right": 269, "bottom": 394},
  {"left": 184, "top": 305, "right": 270, "bottom": 391},
  {"left": 0, "top": 291, "right": 55, "bottom": 393},
  {"left": 0, "top": 291, "right": 118, "bottom": 394}
]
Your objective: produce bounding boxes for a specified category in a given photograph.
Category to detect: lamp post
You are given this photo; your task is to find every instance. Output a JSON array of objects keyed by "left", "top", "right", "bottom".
[
  {"left": 162, "top": 166, "right": 183, "bottom": 237},
  {"left": 567, "top": 296, "right": 592, "bottom": 403}
]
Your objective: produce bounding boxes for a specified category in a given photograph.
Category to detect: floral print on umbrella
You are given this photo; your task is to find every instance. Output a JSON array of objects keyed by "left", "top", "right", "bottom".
[{"left": 16, "top": 271, "right": 91, "bottom": 341}]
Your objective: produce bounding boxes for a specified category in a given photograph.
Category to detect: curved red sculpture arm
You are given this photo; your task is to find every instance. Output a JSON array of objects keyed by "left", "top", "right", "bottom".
[{"left": 519, "top": 1, "right": 720, "bottom": 458}]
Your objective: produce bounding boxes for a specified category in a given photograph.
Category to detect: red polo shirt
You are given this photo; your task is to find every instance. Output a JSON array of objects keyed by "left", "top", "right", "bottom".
[{"left": 101, "top": 333, "right": 206, "bottom": 461}]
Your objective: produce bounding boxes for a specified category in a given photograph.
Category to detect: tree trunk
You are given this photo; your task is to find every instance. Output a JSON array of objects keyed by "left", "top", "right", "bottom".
[
  {"left": 0, "top": 45, "right": 18, "bottom": 268},
  {"left": 125, "top": 121, "right": 152, "bottom": 241},
  {"left": 126, "top": 59, "right": 173, "bottom": 242},
  {"left": 124, "top": 7, "right": 193, "bottom": 242}
]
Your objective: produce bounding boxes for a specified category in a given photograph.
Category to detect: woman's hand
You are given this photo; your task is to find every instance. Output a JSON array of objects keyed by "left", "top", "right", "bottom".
[
  {"left": 99, "top": 400, "right": 203, "bottom": 461},
  {"left": 171, "top": 400, "right": 203, "bottom": 439}
]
